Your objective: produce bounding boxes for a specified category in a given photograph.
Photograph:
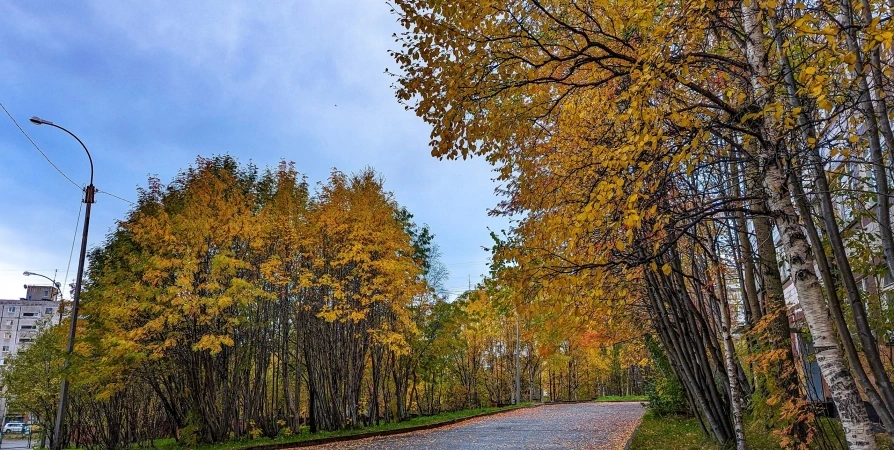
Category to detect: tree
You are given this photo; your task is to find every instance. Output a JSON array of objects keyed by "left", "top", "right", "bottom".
[{"left": 388, "top": 1, "right": 894, "bottom": 447}]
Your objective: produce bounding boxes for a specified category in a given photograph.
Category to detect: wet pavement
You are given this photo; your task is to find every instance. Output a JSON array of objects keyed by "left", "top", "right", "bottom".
[{"left": 307, "top": 402, "right": 645, "bottom": 450}]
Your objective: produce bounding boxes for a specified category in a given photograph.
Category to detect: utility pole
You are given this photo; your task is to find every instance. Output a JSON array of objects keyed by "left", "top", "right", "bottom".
[
  {"left": 30, "top": 117, "right": 95, "bottom": 450},
  {"left": 515, "top": 309, "right": 521, "bottom": 404}
]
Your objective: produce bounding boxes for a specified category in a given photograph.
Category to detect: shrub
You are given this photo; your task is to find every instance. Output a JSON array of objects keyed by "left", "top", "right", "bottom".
[{"left": 644, "top": 335, "right": 689, "bottom": 416}]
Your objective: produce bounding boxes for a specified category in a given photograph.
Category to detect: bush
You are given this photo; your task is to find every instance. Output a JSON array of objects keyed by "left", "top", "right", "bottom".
[{"left": 643, "top": 335, "right": 689, "bottom": 416}]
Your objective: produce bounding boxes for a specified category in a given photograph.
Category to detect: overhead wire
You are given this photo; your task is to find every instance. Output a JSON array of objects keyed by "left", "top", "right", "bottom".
[
  {"left": 62, "top": 201, "right": 84, "bottom": 298},
  {"left": 0, "top": 100, "right": 82, "bottom": 190},
  {"left": 1, "top": 102, "right": 136, "bottom": 205},
  {"left": 97, "top": 189, "right": 135, "bottom": 205}
]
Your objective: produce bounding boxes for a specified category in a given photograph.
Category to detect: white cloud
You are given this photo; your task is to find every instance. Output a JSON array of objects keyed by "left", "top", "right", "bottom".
[{"left": 0, "top": 0, "right": 508, "bottom": 299}]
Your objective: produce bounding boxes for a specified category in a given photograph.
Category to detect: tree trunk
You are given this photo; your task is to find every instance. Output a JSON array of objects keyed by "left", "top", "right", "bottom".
[
  {"left": 740, "top": 1, "right": 877, "bottom": 447},
  {"left": 713, "top": 255, "right": 747, "bottom": 450},
  {"left": 770, "top": 15, "right": 894, "bottom": 434}
]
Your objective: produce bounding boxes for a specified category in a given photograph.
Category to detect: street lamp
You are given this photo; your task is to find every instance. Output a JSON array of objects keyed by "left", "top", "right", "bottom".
[
  {"left": 24, "top": 271, "right": 63, "bottom": 321},
  {"left": 23, "top": 271, "right": 61, "bottom": 288},
  {"left": 30, "top": 117, "right": 95, "bottom": 450}
]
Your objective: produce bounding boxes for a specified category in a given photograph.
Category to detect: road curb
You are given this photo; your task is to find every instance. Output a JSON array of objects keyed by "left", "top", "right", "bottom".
[
  {"left": 622, "top": 405, "right": 648, "bottom": 450},
  {"left": 244, "top": 404, "right": 542, "bottom": 450}
]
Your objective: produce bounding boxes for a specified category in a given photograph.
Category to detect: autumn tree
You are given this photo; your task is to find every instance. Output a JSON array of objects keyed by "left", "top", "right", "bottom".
[
  {"left": 76, "top": 157, "right": 430, "bottom": 441},
  {"left": 389, "top": 0, "right": 894, "bottom": 448}
]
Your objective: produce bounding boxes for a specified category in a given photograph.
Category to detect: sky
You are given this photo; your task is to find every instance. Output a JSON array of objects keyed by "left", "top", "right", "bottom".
[{"left": 0, "top": 1, "right": 508, "bottom": 300}]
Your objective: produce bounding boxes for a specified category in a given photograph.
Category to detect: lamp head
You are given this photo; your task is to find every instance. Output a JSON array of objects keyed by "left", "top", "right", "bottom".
[
  {"left": 29, "top": 116, "right": 52, "bottom": 126},
  {"left": 23, "top": 271, "right": 31, "bottom": 276}
]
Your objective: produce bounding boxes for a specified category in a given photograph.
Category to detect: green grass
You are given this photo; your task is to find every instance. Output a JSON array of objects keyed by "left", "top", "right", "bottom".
[
  {"left": 627, "top": 411, "right": 713, "bottom": 450},
  {"left": 593, "top": 395, "right": 648, "bottom": 402},
  {"left": 628, "top": 411, "right": 894, "bottom": 450},
  {"left": 627, "top": 411, "right": 783, "bottom": 450},
  {"left": 154, "top": 403, "right": 534, "bottom": 450}
]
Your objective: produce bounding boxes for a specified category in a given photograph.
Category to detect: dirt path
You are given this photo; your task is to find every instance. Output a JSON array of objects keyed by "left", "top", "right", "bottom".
[{"left": 306, "top": 402, "right": 645, "bottom": 449}]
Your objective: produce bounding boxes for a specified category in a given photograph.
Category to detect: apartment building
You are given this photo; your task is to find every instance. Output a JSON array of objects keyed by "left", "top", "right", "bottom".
[{"left": 0, "top": 284, "right": 62, "bottom": 423}]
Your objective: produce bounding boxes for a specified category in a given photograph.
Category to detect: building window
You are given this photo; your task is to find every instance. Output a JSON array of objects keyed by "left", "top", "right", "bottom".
[
  {"left": 22, "top": 313, "right": 37, "bottom": 317},
  {"left": 19, "top": 326, "right": 35, "bottom": 330},
  {"left": 0, "top": 359, "right": 6, "bottom": 366},
  {"left": 3, "top": 333, "right": 10, "bottom": 339},
  {"left": 7, "top": 307, "right": 15, "bottom": 313},
  {"left": 2, "top": 346, "right": 9, "bottom": 352},
  {"left": 45, "top": 308, "right": 53, "bottom": 315},
  {"left": 18, "top": 339, "right": 32, "bottom": 344},
  {"left": 4, "top": 320, "right": 12, "bottom": 326}
]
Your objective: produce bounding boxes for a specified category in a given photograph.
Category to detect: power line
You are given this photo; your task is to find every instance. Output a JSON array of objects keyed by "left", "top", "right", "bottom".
[
  {"left": 97, "top": 189, "right": 135, "bottom": 205},
  {"left": 0, "top": 101, "right": 82, "bottom": 190},
  {"left": 62, "top": 201, "right": 84, "bottom": 297}
]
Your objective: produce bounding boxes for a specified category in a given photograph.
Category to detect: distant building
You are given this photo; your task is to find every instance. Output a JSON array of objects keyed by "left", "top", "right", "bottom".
[{"left": 0, "top": 284, "right": 63, "bottom": 424}]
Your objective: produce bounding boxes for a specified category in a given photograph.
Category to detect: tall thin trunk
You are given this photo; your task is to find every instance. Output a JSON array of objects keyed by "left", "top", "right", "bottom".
[
  {"left": 789, "top": 166, "right": 894, "bottom": 434},
  {"left": 771, "top": 14, "right": 894, "bottom": 434},
  {"left": 741, "top": 2, "right": 877, "bottom": 448},
  {"left": 838, "top": 0, "right": 894, "bottom": 280},
  {"left": 710, "top": 246, "right": 747, "bottom": 450},
  {"left": 747, "top": 166, "right": 802, "bottom": 395},
  {"left": 729, "top": 157, "right": 762, "bottom": 323},
  {"left": 856, "top": 0, "right": 894, "bottom": 169}
]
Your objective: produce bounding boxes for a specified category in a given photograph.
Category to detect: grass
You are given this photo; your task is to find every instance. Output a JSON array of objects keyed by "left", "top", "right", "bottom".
[
  {"left": 154, "top": 403, "right": 534, "bottom": 450},
  {"left": 627, "top": 411, "right": 713, "bottom": 450},
  {"left": 628, "top": 411, "right": 894, "bottom": 450},
  {"left": 593, "top": 395, "right": 648, "bottom": 402},
  {"left": 627, "top": 411, "right": 783, "bottom": 450}
]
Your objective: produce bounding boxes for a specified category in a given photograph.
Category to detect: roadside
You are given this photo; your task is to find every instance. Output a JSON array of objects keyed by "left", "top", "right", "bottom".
[
  {"left": 154, "top": 403, "right": 536, "bottom": 450},
  {"left": 627, "top": 411, "right": 853, "bottom": 450},
  {"left": 593, "top": 395, "right": 648, "bottom": 403}
]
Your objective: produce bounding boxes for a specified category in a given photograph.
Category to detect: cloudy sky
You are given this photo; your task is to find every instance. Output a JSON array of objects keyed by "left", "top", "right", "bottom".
[{"left": 0, "top": 1, "right": 507, "bottom": 300}]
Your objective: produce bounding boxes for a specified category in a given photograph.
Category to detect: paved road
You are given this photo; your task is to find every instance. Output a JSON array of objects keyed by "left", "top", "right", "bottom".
[
  {"left": 309, "top": 402, "right": 645, "bottom": 450},
  {"left": 0, "top": 438, "right": 33, "bottom": 449}
]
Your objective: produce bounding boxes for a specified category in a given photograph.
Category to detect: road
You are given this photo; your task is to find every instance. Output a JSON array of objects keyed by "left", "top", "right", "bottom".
[
  {"left": 0, "top": 437, "right": 33, "bottom": 449},
  {"left": 308, "top": 402, "right": 645, "bottom": 450}
]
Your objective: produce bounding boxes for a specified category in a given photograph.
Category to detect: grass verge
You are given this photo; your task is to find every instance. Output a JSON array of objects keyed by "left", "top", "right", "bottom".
[
  {"left": 628, "top": 411, "right": 894, "bottom": 450},
  {"left": 155, "top": 403, "right": 534, "bottom": 450},
  {"left": 593, "top": 395, "right": 648, "bottom": 402},
  {"left": 627, "top": 411, "right": 783, "bottom": 450}
]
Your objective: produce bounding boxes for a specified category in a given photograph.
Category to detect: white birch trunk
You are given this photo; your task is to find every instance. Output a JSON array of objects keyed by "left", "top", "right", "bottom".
[
  {"left": 715, "top": 264, "right": 746, "bottom": 450},
  {"left": 740, "top": 2, "right": 877, "bottom": 449}
]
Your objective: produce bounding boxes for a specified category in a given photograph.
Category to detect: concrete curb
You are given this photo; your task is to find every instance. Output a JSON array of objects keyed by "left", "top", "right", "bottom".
[
  {"left": 622, "top": 405, "right": 648, "bottom": 450},
  {"left": 244, "top": 404, "right": 542, "bottom": 450}
]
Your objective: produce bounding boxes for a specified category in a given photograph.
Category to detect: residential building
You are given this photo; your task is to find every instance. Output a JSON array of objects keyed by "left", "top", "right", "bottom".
[{"left": 0, "top": 284, "right": 62, "bottom": 424}]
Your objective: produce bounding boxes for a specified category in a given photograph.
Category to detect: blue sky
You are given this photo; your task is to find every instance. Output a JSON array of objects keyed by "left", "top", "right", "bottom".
[{"left": 0, "top": 1, "right": 506, "bottom": 300}]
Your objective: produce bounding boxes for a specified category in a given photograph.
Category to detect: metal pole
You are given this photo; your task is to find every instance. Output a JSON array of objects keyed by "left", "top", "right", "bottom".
[
  {"left": 51, "top": 186, "right": 91, "bottom": 450},
  {"left": 29, "top": 118, "right": 95, "bottom": 450},
  {"left": 515, "top": 309, "right": 521, "bottom": 405}
]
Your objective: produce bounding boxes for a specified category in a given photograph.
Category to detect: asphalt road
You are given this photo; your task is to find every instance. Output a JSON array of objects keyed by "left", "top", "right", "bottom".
[
  {"left": 308, "top": 402, "right": 645, "bottom": 450},
  {"left": 0, "top": 437, "right": 33, "bottom": 449}
]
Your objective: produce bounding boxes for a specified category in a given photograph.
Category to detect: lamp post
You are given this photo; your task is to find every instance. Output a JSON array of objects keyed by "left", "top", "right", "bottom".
[
  {"left": 515, "top": 309, "right": 521, "bottom": 405},
  {"left": 30, "top": 117, "right": 94, "bottom": 450},
  {"left": 23, "top": 271, "right": 61, "bottom": 300}
]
